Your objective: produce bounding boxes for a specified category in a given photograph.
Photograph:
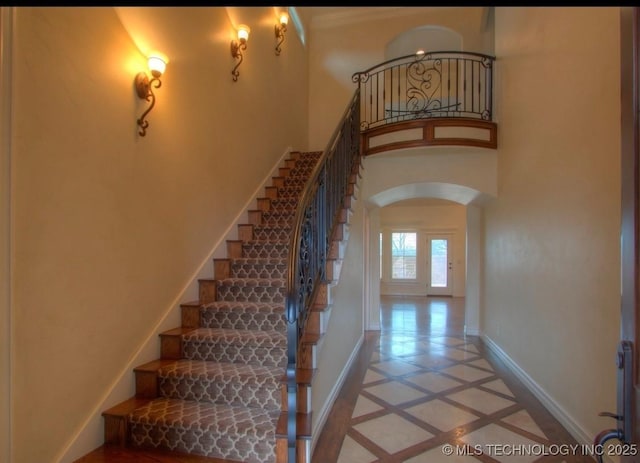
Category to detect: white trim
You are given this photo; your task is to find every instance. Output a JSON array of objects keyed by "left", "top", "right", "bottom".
[
  {"left": 310, "top": 333, "right": 364, "bottom": 455},
  {"left": 481, "top": 335, "right": 616, "bottom": 463},
  {"left": 465, "top": 327, "right": 481, "bottom": 336},
  {"left": 57, "top": 147, "right": 295, "bottom": 463}
]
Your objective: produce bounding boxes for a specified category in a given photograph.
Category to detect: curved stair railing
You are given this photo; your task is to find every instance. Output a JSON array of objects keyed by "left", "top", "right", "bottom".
[
  {"left": 352, "top": 51, "right": 497, "bottom": 153},
  {"left": 285, "top": 88, "right": 361, "bottom": 462},
  {"left": 352, "top": 51, "right": 495, "bottom": 129}
]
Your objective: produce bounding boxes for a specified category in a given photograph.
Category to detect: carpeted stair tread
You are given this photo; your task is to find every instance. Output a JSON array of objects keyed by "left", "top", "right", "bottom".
[
  {"left": 200, "top": 301, "right": 285, "bottom": 331},
  {"left": 252, "top": 226, "right": 292, "bottom": 241},
  {"left": 216, "top": 278, "right": 286, "bottom": 303},
  {"left": 158, "top": 359, "right": 283, "bottom": 411},
  {"left": 182, "top": 328, "right": 287, "bottom": 367},
  {"left": 228, "top": 258, "right": 287, "bottom": 279},
  {"left": 128, "top": 397, "right": 279, "bottom": 463},
  {"left": 241, "top": 242, "right": 289, "bottom": 259},
  {"left": 260, "top": 210, "right": 296, "bottom": 225},
  {"left": 183, "top": 328, "right": 286, "bottom": 347},
  {"left": 217, "top": 278, "right": 286, "bottom": 287},
  {"left": 268, "top": 198, "right": 300, "bottom": 210}
]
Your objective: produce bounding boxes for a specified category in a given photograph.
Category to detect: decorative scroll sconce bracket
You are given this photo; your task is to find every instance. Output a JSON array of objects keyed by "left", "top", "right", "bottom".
[
  {"left": 134, "top": 54, "right": 167, "bottom": 137},
  {"left": 231, "top": 24, "right": 250, "bottom": 82},
  {"left": 275, "top": 13, "right": 288, "bottom": 56}
]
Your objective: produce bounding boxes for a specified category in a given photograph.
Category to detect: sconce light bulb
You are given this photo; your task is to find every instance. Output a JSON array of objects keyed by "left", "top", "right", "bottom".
[
  {"left": 237, "top": 24, "right": 250, "bottom": 43},
  {"left": 279, "top": 12, "right": 289, "bottom": 27},
  {"left": 148, "top": 53, "right": 167, "bottom": 78}
]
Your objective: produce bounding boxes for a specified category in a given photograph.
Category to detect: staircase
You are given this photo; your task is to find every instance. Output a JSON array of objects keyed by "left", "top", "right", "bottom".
[{"left": 99, "top": 149, "right": 361, "bottom": 463}]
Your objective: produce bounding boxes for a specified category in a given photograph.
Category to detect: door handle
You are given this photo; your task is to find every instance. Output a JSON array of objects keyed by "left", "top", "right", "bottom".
[{"left": 593, "top": 340, "right": 633, "bottom": 463}]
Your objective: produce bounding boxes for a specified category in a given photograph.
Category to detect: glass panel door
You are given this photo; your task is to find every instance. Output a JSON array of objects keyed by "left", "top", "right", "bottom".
[{"left": 427, "top": 235, "right": 453, "bottom": 296}]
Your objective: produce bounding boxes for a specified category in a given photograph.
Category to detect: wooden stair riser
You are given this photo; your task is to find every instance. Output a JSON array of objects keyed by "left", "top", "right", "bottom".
[
  {"left": 213, "top": 258, "right": 231, "bottom": 279},
  {"left": 257, "top": 197, "right": 271, "bottom": 212},
  {"left": 197, "top": 279, "right": 216, "bottom": 304},
  {"left": 280, "top": 383, "right": 312, "bottom": 414},
  {"left": 160, "top": 331, "right": 185, "bottom": 360},
  {"left": 226, "top": 239, "right": 243, "bottom": 258},
  {"left": 102, "top": 398, "right": 152, "bottom": 447},
  {"left": 275, "top": 437, "right": 310, "bottom": 463},
  {"left": 297, "top": 342, "right": 317, "bottom": 370},
  {"left": 238, "top": 223, "right": 254, "bottom": 242},
  {"left": 278, "top": 167, "right": 291, "bottom": 178},
  {"left": 305, "top": 306, "right": 332, "bottom": 336},
  {"left": 181, "top": 303, "right": 201, "bottom": 328},
  {"left": 248, "top": 209, "right": 263, "bottom": 225},
  {"left": 313, "top": 283, "right": 329, "bottom": 309}
]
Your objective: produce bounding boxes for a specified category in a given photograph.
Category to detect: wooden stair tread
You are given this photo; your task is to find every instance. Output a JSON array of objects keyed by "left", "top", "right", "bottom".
[
  {"left": 133, "top": 358, "right": 177, "bottom": 373},
  {"left": 159, "top": 326, "right": 197, "bottom": 337},
  {"left": 102, "top": 397, "right": 152, "bottom": 418}
]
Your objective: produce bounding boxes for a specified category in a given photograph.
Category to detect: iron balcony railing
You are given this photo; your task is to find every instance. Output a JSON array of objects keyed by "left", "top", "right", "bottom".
[
  {"left": 285, "top": 89, "right": 361, "bottom": 462},
  {"left": 352, "top": 51, "right": 495, "bottom": 130}
]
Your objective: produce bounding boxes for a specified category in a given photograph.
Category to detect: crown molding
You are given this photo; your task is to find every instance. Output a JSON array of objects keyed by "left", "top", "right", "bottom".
[{"left": 309, "top": 7, "right": 452, "bottom": 30}]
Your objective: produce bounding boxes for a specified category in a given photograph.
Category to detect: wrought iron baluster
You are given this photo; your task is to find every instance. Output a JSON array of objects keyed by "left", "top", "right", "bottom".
[{"left": 285, "top": 89, "right": 361, "bottom": 462}]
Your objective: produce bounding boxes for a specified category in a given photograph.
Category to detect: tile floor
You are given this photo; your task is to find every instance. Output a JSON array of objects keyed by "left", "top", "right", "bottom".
[{"left": 312, "top": 296, "right": 597, "bottom": 463}]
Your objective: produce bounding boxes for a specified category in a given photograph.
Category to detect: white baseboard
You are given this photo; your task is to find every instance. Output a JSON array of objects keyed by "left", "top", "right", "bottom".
[
  {"left": 465, "top": 326, "right": 481, "bottom": 336},
  {"left": 481, "top": 335, "right": 616, "bottom": 463},
  {"left": 310, "top": 333, "right": 364, "bottom": 455}
]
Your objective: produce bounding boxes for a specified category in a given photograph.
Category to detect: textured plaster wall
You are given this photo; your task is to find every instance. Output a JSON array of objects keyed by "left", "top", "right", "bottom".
[
  {"left": 9, "top": 7, "right": 308, "bottom": 462},
  {"left": 483, "top": 6, "right": 621, "bottom": 442}
]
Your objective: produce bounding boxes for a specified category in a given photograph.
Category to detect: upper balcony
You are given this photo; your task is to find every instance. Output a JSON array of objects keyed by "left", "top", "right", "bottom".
[{"left": 352, "top": 51, "right": 497, "bottom": 156}]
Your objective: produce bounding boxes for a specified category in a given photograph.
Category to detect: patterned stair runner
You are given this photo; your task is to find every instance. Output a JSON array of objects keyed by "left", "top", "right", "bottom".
[{"left": 126, "top": 151, "right": 323, "bottom": 463}]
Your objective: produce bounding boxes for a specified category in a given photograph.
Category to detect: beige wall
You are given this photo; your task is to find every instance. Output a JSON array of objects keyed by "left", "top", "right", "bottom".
[
  {"left": 9, "top": 7, "right": 308, "bottom": 462},
  {"left": 307, "top": 7, "right": 492, "bottom": 149},
  {"left": 379, "top": 202, "right": 467, "bottom": 297},
  {"left": 484, "top": 6, "right": 620, "bottom": 442}
]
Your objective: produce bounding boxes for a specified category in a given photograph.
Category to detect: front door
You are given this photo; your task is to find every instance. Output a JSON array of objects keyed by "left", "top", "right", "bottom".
[
  {"left": 427, "top": 235, "right": 453, "bottom": 296},
  {"left": 596, "top": 7, "right": 640, "bottom": 463},
  {"left": 620, "top": 8, "right": 640, "bottom": 462}
]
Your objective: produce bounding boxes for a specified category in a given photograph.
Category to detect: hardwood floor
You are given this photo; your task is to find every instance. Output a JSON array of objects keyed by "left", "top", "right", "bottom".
[{"left": 312, "top": 295, "right": 596, "bottom": 463}]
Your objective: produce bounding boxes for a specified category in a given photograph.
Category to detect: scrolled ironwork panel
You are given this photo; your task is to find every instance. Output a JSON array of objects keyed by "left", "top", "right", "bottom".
[{"left": 353, "top": 51, "right": 495, "bottom": 129}]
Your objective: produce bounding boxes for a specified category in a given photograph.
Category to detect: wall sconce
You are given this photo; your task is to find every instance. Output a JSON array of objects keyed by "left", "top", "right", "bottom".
[
  {"left": 274, "top": 12, "right": 289, "bottom": 56},
  {"left": 135, "top": 53, "right": 167, "bottom": 137},
  {"left": 230, "top": 24, "right": 250, "bottom": 81}
]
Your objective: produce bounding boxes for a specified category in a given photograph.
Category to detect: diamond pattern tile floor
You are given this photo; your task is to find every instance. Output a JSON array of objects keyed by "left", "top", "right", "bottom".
[{"left": 312, "top": 295, "right": 596, "bottom": 463}]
